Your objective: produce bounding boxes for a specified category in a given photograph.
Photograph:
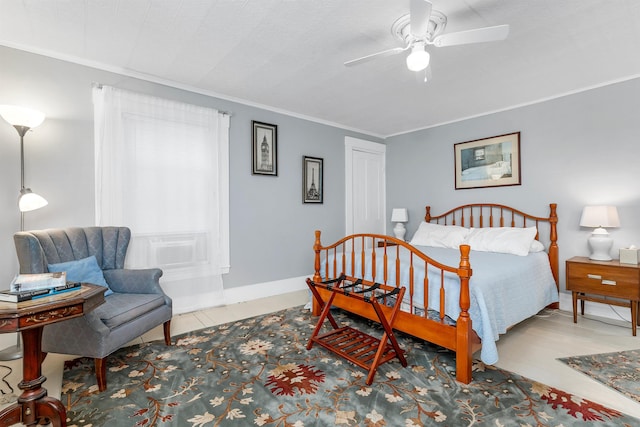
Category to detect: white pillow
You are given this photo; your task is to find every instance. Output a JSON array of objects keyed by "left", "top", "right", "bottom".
[
  {"left": 409, "top": 222, "right": 470, "bottom": 249},
  {"left": 529, "top": 239, "right": 545, "bottom": 253},
  {"left": 466, "top": 227, "right": 537, "bottom": 256}
]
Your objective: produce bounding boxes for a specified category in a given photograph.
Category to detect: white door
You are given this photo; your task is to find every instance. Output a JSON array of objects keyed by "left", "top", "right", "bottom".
[{"left": 345, "top": 137, "right": 386, "bottom": 236}]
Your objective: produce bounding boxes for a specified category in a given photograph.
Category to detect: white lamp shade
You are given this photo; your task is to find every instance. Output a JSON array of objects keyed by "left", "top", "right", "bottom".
[
  {"left": 19, "top": 188, "right": 48, "bottom": 212},
  {"left": 0, "top": 105, "right": 46, "bottom": 129},
  {"left": 391, "top": 208, "right": 408, "bottom": 223},
  {"left": 406, "top": 45, "right": 430, "bottom": 72},
  {"left": 579, "top": 206, "right": 620, "bottom": 228}
]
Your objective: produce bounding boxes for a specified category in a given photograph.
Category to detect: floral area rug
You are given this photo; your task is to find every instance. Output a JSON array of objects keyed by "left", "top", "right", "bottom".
[
  {"left": 558, "top": 349, "right": 640, "bottom": 404},
  {"left": 62, "top": 307, "right": 640, "bottom": 426}
]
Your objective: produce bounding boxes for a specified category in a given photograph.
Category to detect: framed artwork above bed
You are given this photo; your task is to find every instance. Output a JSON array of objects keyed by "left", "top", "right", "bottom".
[{"left": 454, "top": 132, "right": 521, "bottom": 190}]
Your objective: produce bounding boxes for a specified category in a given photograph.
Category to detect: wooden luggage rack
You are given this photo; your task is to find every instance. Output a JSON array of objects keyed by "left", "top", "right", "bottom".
[{"left": 306, "top": 274, "right": 407, "bottom": 385}]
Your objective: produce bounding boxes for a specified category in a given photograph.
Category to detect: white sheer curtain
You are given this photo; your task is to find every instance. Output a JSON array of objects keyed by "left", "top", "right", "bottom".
[{"left": 93, "top": 85, "right": 229, "bottom": 305}]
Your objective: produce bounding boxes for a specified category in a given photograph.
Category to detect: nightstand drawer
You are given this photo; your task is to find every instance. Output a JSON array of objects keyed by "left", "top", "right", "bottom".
[{"left": 567, "top": 262, "right": 640, "bottom": 299}]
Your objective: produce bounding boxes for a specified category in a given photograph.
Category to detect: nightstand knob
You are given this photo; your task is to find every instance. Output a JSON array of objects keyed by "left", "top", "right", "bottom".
[{"left": 587, "top": 274, "right": 601, "bottom": 279}]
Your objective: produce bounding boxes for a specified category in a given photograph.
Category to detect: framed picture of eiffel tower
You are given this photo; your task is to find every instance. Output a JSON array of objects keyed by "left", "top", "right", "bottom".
[
  {"left": 252, "top": 121, "right": 278, "bottom": 176},
  {"left": 303, "top": 156, "right": 323, "bottom": 204}
]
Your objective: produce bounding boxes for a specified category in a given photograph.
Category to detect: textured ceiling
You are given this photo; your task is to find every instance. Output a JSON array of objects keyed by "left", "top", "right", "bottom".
[{"left": 1, "top": 0, "right": 640, "bottom": 137}]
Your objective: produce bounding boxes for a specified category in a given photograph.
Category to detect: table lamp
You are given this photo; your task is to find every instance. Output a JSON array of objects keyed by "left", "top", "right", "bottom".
[
  {"left": 391, "top": 208, "right": 409, "bottom": 240},
  {"left": 579, "top": 205, "right": 620, "bottom": 261}
]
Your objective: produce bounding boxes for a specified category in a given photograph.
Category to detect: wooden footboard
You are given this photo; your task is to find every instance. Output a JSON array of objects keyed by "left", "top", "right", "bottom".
[{"left": 311, "top": 233, "right": 478, "bottom": 383}]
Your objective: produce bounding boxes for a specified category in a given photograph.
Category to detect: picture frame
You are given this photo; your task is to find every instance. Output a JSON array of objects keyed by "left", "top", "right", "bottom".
[
  {"left": 302, "top": 156, "right": 323, "bottom": 204},
  {"left": 454, "top": 132, "right": 521, "bottom": 190},
  {"left": 252, "top": 121, "right": 278, "bottom": 176}
]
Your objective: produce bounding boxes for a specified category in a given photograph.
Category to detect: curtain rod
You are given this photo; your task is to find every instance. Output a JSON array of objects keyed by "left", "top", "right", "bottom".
[{"left": 92, "top": 82, "right": 233, "bottom": 116}]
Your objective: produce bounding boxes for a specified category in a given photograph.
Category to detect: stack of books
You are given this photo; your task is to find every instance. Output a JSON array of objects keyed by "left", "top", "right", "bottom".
[
  {"left": 0, "top": 272, "right": 82, "bottom": 303},
  {"left": 9, "top": 272, "right": 67, "bottom": 292}
]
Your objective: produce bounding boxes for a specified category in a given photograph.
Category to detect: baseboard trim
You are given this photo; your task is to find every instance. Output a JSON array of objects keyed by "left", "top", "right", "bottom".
[
  {"left": 558, "top": 291, "right": 632, "bottom": 322},
  {"left": 172, "top": 275, "right": 308, "bottom": 315},
  {"left": 224, "top": 276, "right": 308, "bottom": 305}
]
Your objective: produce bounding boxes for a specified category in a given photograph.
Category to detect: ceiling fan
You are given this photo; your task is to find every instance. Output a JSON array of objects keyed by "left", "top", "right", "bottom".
[{"left": 344, "top": 0, "right": 509, "bottom": 81}]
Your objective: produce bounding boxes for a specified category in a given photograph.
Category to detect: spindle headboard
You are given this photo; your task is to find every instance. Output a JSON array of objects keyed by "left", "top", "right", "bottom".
[{"left": 425, "top": 203, "right": 559, "bottom": 288}]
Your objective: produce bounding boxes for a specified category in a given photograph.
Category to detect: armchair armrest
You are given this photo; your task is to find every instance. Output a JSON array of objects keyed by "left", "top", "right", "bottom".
[{"left": 103, "top": 268, "right": 164, "bottom": 294}]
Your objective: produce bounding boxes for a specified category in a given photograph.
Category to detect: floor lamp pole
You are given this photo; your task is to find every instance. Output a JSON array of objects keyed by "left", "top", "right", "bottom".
[
  {"left": 0, "top": 128, "right": 32, "bottom": 361},
  {"left": 0, "top": 106, "right": 46, "bottom": 361}
]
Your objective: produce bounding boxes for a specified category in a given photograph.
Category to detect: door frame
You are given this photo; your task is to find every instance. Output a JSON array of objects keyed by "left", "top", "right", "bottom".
[{"left": 345, "top": 136, "right": 386, "bottom": 235}]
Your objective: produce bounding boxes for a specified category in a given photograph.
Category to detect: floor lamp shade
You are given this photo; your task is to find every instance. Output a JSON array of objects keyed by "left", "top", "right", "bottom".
[
  {"left": 0, "top": 105, "right": 45, "bottom": 129},
  {"left": 19, "top": 188, "right": 48, "bottom": 212},
  {"left": 579, "top": 205, "right": 620, "bottom": 261}
]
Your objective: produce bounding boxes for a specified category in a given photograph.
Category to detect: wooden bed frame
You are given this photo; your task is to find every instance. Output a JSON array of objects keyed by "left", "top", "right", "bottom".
[{"left": 311, "top": 203, "right": 558, "bottom": 384}]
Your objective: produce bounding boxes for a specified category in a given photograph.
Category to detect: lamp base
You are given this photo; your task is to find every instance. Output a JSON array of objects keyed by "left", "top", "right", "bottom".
[
  {"left": 393, "top": 223, "right": 406, "bottom": 241},
  {"left": 588, "top": 229, "right": 613, "bottom": 261}
]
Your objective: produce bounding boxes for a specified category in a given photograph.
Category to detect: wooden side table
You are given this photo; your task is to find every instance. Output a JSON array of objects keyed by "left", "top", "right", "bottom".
[
  {"left": 0, "top": 284, "right": 105, "bottom": 427},
  {"left": 566, "top": 256, "right": 640, "bottom": 336}
]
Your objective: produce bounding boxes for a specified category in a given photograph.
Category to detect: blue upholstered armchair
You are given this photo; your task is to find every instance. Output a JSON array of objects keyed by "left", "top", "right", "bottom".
[{"left": 13, "top": 226, "right": 172, "bottom": 392}]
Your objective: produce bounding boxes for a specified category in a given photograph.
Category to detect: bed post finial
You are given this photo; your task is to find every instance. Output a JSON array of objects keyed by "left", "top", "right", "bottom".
[
  {"left": 425, "top": 206, "right": 432, "bottom": 222},
  {"left": 311, "top": 230, "right": 323, "bottom": 316},
  {"left": 457, "top": 244, "right": 472, "bottom": 310},
  {"left": 456, "top": 243, "right": 473, "bottom": 384},
  {"left": 313, "top": 230, "right": 322, "bottom": 284}
]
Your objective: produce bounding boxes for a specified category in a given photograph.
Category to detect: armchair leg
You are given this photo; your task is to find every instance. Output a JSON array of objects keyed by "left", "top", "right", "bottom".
[
  {"left": 95, "top": 357, "right": 107, "bottom": 392},
  {"left": 163, "top": 320, "right": 172, "bottom": 346}
]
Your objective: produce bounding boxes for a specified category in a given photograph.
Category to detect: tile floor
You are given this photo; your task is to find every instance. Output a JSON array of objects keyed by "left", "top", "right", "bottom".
[{"left": 2, "top": 290, "right": 640, "bottom": 423}]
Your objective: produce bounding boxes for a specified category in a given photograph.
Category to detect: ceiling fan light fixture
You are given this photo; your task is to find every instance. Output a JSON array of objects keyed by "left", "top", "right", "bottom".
[{"left": 406, "top": 45, "right": 430, "bottom": 71}]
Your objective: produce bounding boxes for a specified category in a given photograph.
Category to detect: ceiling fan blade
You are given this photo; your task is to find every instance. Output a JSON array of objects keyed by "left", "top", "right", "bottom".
[
  {"left": 410, "top": 0, "right": 432, "bottom": 38},
  {"left": 344, "top": 46, "right": 408, "bottom": 67},
  {"left": 433, "top": 24, "right": 509, "bottom": 47}
]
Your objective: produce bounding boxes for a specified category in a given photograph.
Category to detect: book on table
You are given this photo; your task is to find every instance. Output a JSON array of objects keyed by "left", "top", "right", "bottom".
[
  {"left": 0, "top": 281, "right": 82, "bottom": 303},
  {"left": 9, "top": 272, "right": 67, "bottom": 292}
]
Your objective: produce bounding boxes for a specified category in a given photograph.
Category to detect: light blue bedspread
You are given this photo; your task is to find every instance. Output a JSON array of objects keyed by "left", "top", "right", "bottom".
[{"left": 321, "top": 245, "right": 559, "bottom": 365}]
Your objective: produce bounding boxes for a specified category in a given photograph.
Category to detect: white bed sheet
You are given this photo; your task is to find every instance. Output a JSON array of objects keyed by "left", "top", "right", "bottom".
[{"left": 321, "top": 245, "right": 559, "bottom": 365}]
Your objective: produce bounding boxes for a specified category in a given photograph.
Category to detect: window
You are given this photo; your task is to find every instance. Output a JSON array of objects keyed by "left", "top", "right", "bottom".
[{"left": 93, "top": 86, "right": 229, "bottom": 298}]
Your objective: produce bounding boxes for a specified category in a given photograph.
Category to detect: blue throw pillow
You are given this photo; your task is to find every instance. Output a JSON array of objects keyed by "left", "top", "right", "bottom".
[{"left": 48, "top": 255, "right": 114, "bottom": 296}]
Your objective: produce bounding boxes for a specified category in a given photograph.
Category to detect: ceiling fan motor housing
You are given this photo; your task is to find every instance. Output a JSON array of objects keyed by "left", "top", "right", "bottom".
[{"left": 391, "top": 10, "right": 447, "bottom": 45}]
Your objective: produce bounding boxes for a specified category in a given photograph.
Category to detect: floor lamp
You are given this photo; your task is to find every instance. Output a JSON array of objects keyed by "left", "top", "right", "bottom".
[{"left": 0, "top": 105, "right": 47, "bottom": 361}]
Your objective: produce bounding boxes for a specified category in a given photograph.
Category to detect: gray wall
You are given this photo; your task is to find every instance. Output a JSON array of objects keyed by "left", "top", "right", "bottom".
[
  {"left": 3, "top": 44, "right": 639, "bottom": 299},
  {"left": 386, "top": 77, "right": 640, "bottom": 292},
  {"left": 0, "top": 46, "right": 379, "bottom": 290}
]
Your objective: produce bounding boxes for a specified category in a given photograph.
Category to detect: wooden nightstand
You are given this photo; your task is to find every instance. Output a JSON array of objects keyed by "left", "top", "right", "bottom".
[{"left": 566, "top": 256, "right": 640, "bottom": 336}]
